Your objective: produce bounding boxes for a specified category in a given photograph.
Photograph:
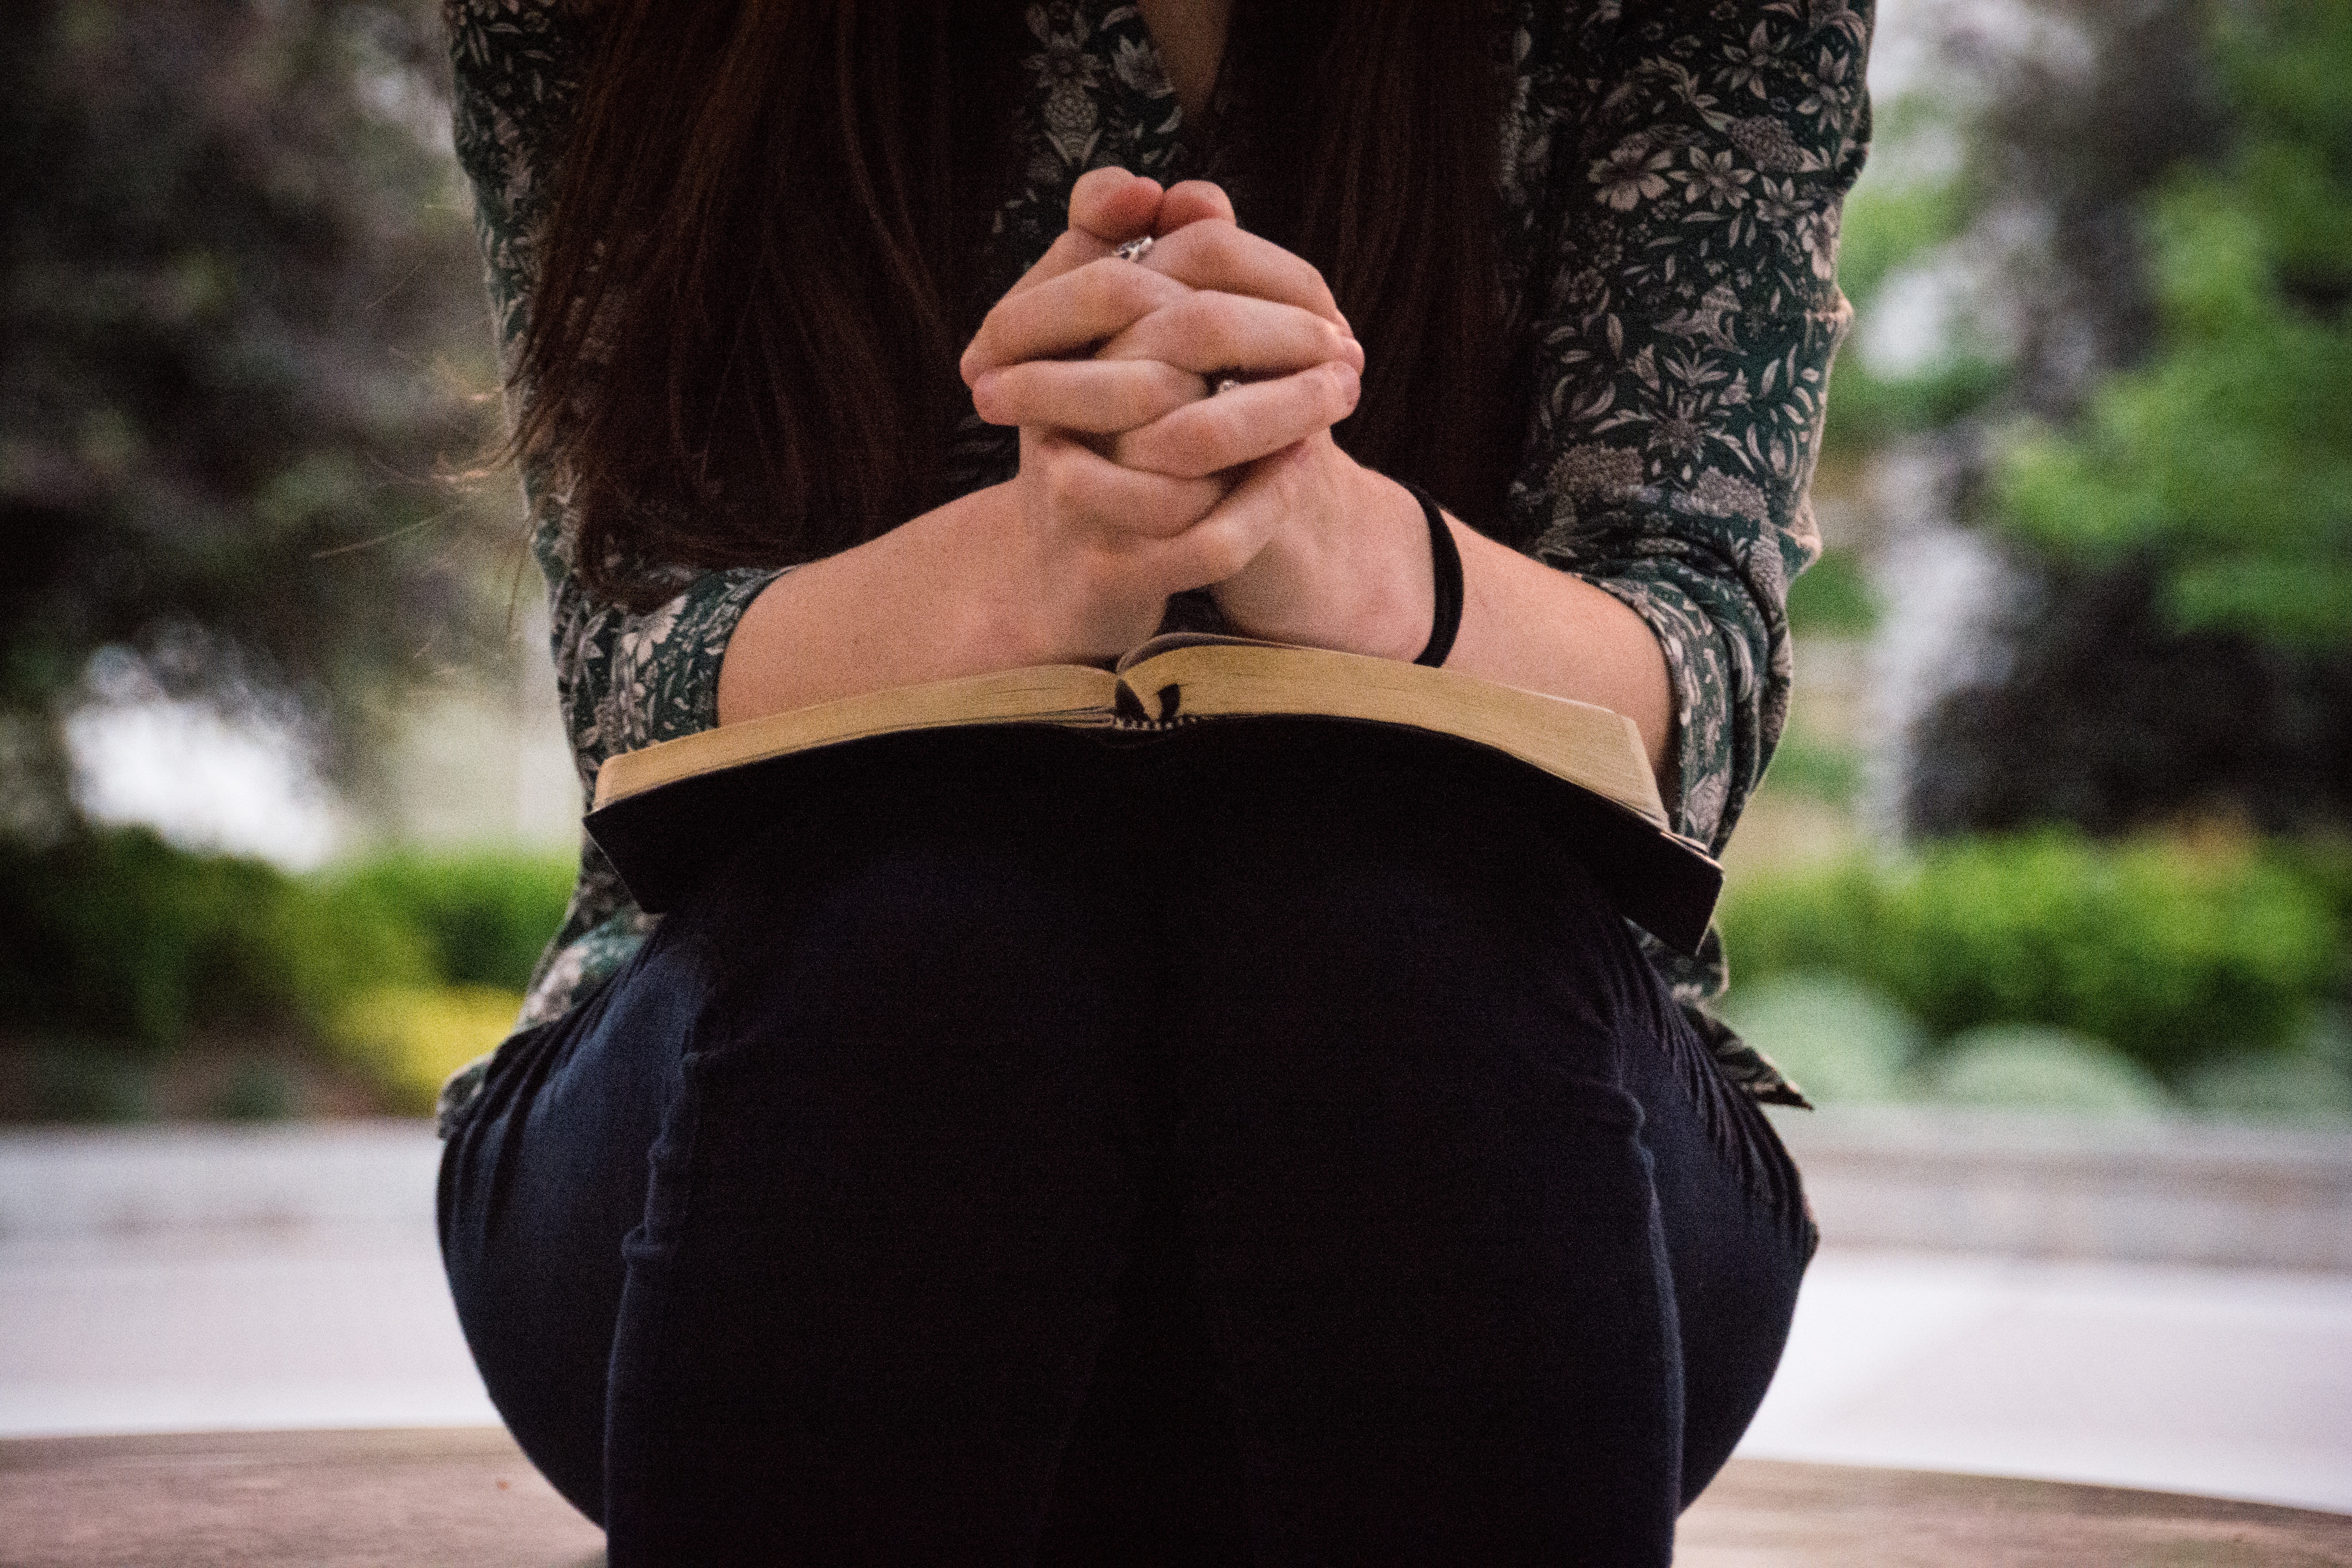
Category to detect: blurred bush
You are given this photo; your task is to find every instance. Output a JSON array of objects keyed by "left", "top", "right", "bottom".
[
  {"left": 1919, "top": 1024, "right": 2174, "bottom": 1114},
  {"left": 2176, "top": 1009, "right": 2352, "bottom": 1125},
  {"left": 1720, "top": 829, "right": 2349, "bottom": 1082},
  {"left": 1718, "top": 974, "right": 1924, "bottom": 1104},
  {"left": 1784, "top": 549, "right": 1882, "bottom": 639},
  {"left": 0, "top": 826, "right": 420, "bottom": 1049},
  {"left": 0, "top": 826, "right": 569, "bottom": 1114},
  {"left": 312, "top": 851, "right": 575, "bottom": 991},
  {"left": 25, "top": 1040, "right": 157, "bottom": 1123},
  {"left": 328, "top": 983, "right": 526, "bottom": 1117}
]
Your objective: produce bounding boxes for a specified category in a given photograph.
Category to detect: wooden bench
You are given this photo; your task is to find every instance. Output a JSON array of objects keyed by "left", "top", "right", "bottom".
[{"left": 4, "top": 1428, "right": 2347, "bottom": 1566}]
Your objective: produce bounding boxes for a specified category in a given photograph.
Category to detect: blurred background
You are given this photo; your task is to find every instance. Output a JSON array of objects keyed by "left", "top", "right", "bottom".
[
  {"left": 2, "top": 0, "right": 2344, "bottom": 1131},
  {"left": 1, "top": 0, "right": 2349, "bottom": 1526}
]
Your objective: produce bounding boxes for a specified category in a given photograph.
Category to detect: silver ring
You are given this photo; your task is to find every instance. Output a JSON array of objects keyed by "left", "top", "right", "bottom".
[
  {"left": 1112, "top": 235, "right": 1155, "bottom": 263},
  {"left": 1211, "top": 375, "right": 1243, "bottom": 396}
]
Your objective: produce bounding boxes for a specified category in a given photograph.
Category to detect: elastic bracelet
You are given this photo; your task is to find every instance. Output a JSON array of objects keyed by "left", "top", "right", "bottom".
[{"left": 1402, "top": 480, "right": 1463, "bottom": 668}]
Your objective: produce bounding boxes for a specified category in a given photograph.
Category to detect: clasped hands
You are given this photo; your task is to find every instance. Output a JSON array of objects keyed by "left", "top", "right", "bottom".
[{"left": 959, "top": 169, "right": 1434, "bottom": 668}]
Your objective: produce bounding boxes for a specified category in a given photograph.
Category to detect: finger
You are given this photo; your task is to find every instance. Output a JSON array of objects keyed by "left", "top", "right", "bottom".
[
  {"left": 1111, "top": 360, "right": 1360, "bottom": 479},
  {"left": 1069, "top": 166, "right": 1165, "bottom": 244},
  {"left": 1031, "top": 430, "right": 1230, "bottom": 541},
  {"left": 1138, "top": 220, "right": 1348, "bottom": 334},
  {"left": 962, "top": 231, "right": 1110, "bottom": 386},
  {"left": 963, "top": 258, "right": 1192, "bottom": 382},
  {"left": 1154, "top": 180, "right": 1236, "bottom": 233},
  {"left": 1144, "top": 472, "right": 1296, "bottom": 590},
  {"left": 1096, "top": 291, "right": 1364, "bottom": 377},
  {"left": 958, "top": 171, "right": 1168, "bottom": 384},
  {"left": 972, "top": 359, "right": 1208, "bottom": 432}
]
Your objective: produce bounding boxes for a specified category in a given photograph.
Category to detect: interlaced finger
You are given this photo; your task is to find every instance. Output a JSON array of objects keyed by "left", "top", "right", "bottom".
[
  {"left": 1095, "top": 292, "right": 1363, "bottom": 378},
  {"left": 973, "top": 359, "right": 1209, "bottom": 432},
  {"left": 1029, "top": 428, "right": 1230, "bottom": 541},
  {"left": 1110, "top": 361, "right": 1361, "bottom": 479},
  {"left": 1133, "top": 219, "right": 1348, "bottom": 335},
  {"left": 962, "top": 258, "right": 1194, "bottom": 381}
]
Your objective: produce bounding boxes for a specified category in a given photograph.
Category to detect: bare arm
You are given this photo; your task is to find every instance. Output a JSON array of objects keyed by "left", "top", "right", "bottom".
[{"left": 1164, "top": 425, "right": 1676, "bottom": 781}]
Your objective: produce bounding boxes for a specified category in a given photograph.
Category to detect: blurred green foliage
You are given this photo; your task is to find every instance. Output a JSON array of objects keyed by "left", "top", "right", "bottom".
[
  {"left": 2177, "top": 1004, "right": 2352, "bottom": 1124},
  {"left": 27, "top": 1040, "right": 157, "bottom": 1123},
  {"left": 1784, "top": 548, "right": 1880, "bottom": 638},
  {"left": 331, "top": 982, "right": 530, "bottom": 1116},
  {"left": 1995, "top": 0, "right": 2352, "bottom": 654},
  {"left": 210, "top": 1057, "right": 298, "bottom": 1122},
  {"left": 0, "top": 826, "right": 569, "bottom": 1054},
  {"left": 1757, "top": 731, "right": 1865, "bottom": 808},
  {"left": 1720, "top": 830, "right": 2349, "bottom": 1079},
  {"left": 314, "top": 851, "right": 577, "bottom": 991},
  {"left": 1922, "top": 1024, "right": 2175, "bottom": 1114},
  {"left": 1, "top": 0, "right": 505, "bottom": 831},
  {"left": 1718, "top": 974, "right": 1924, "bottom": 1104},
  {"left": 1834, "top": 0, "right": 2352, "bottom": 838},
  {"left": 1820, "top": 352, "right": 2006, "bottom": 457}
]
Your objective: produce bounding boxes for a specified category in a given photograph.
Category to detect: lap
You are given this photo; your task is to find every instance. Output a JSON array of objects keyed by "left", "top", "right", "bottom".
[{"left": 441, "top": 732, "right": 1811, "bottom": 1562}]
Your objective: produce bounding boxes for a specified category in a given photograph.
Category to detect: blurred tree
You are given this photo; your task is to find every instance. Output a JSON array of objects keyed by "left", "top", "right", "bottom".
[
  {"left": 1898, "top": 0, "right": 2352, "bottom": 836},
  {"left": 1820, "top": 0, "right": 2227, "bottom": 461},
  {"left": 0, "top": 0, "right": 505, "bottom": 838},
  {"left": 1996, "top": 0, "right": 2352, "bottom": 652}
]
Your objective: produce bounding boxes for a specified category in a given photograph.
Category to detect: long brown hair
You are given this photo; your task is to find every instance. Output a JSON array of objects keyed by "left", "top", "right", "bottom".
[{"left": 517, "top": 0, "right": 1510, "bottom": 608}]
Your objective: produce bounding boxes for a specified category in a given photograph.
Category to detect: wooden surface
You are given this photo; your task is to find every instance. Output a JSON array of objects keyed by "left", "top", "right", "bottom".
[
  {"left": 0, "top": 1428, "right": 599, "bottom": 1568},
  {"left": 1683, "top": 1458, "right": 2352, "bottom": 1566},
  {"left": 3, "top": 1428, "right": 2348, "bottom": 1566}
]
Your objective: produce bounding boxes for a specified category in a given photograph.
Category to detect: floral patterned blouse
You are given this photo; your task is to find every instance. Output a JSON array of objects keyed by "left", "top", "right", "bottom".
[{"left": 436, "top": 0, "right": 1871, "bottom": 1129}]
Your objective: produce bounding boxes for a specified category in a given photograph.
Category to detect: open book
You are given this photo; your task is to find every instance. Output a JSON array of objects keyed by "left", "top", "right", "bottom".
[{"left": 585, "top": 634, "right": 1723, "bottom": 953}]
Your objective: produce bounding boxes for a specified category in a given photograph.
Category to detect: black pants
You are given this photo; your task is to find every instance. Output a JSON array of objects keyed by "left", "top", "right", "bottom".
[{"left": 439, "top": 729, "right": 1814, "bottom": 1566}]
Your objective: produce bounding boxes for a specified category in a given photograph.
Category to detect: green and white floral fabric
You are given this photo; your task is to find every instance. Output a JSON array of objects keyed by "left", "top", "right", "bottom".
[{"left": 436, "top": 0, "right": 1872, "bottom": 1129}]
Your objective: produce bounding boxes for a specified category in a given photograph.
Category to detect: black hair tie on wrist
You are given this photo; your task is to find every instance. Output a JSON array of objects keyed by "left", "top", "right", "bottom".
[{"left": 1402, "top": 480, "right": 1463, "bottom": 668}]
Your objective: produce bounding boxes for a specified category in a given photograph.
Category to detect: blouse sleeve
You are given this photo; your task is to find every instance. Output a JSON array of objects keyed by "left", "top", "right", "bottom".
[
  {"left": 1502, "top": 0, "right": 1872, "bottom": 851},
  {"left": 445, "top": 1, "right": 783, "bottom": 805}
]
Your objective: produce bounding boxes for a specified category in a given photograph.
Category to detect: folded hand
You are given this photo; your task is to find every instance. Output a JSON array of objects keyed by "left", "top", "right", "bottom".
[{"left": 961, "top": 171, "right": 1407, "bottom": 661}]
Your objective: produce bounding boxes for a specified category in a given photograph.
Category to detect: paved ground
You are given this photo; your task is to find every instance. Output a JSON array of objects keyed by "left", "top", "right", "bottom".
[{"left": 3, "top": 1120, "right": 2349, "bottom": 1519}]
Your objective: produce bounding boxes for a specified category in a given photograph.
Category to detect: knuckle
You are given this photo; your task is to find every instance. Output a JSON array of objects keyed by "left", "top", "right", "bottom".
[
  {"left": 1038, "top": 454, "right": 1090, "bottom": 517},
  {"left": 1184, "top": 516, "right": 1258, "bottom": 582},
  {"left": 1146, "top": 361, "right": 1199, "bottom": 410},
  {"left": 1319, "top": 359, "right": 1362, "bottom": 412}
]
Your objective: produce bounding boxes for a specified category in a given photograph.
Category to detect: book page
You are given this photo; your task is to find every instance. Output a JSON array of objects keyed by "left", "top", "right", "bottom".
[{"left": 593, "top": 664, "right": 1121, "bottom": 809}]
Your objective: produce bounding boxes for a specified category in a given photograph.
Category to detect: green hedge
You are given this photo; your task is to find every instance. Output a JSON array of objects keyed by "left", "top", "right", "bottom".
[
  {"left": 11, "top": 824, "right": 2348, "bottom": 1105},
  {"left": 311, "top": 851, "right": 576, "bottom": 992},
  {"left": 0, "top": 828, "right": 572, "bottom": 1051},
  {"left": 1719, "top": 831, "right": 2350, "bottom": 1077}
]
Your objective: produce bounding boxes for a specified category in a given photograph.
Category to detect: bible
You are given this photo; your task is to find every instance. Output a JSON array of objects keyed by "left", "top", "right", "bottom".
[{"left": 584, "top": 634, "right": 1723, "bottom": 953}]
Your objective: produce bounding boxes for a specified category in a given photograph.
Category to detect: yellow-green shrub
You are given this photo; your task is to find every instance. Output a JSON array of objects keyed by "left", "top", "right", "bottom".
[
  {"left": 1719, "top": 830, "right": 2348, "bottom": 1078},
  {"left": 329, "top": 984, "right": 524, "bottom": 1115}
]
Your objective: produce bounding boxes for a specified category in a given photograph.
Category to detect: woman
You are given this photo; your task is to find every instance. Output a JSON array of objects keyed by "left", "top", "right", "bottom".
[{"left": 437, "top": 1, "right": 1870, "bottom": 1561}]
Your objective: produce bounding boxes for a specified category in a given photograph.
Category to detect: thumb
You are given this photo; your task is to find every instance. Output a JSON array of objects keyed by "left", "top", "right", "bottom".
[
  {"left": 1154, "top": 179, "right": 1236, "bottom": 236},
  {"left": 1068, "top": 166, "right": 1165, "bottom": 243}
]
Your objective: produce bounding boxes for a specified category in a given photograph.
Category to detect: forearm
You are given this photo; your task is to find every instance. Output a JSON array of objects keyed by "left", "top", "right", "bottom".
[
  {"left": 714, "top": 482, "right": 1034, "bottom": 727},
  {"left": 1214, "top": 461, "right": 1676, "bottom": 787},
  {"left": 1448, "top": 521, "right": 1675, "bottom": 783}
]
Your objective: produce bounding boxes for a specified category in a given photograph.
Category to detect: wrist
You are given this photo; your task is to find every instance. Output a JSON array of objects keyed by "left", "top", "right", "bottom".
[
  {"left": 965, "top": 477, "right": 1172, "bottom": 668},
  {"left": 958, "top": 479, "right": 1069, "bottom": 669},
  {"left": 1208, "top": 461, "right": 1431, "bottom": 659},
  {"left": 1357, "top": 470, "right": 1441, "bottom": 662}
]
